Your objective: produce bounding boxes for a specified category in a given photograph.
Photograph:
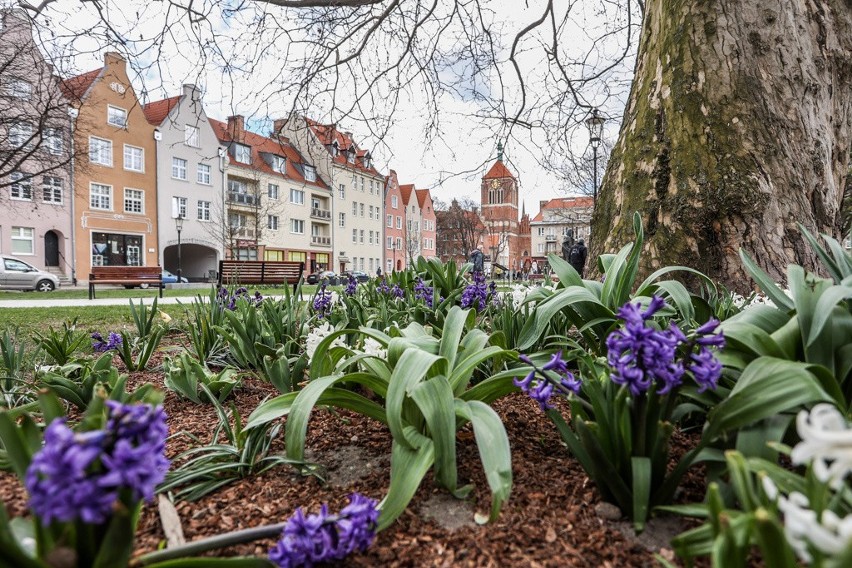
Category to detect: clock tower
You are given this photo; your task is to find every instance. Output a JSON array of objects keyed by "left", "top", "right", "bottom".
[{"left": 480, "top": 142, "right": 529, "bottom": 271}]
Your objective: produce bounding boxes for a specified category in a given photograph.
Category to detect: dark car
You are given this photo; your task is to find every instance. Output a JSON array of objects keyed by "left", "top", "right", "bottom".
[
  {"left": 341, "top": 270, "right": 370, "bottom": 284},
  {"left": 306, "top": 270, "right": 339, "bottom": 285}
]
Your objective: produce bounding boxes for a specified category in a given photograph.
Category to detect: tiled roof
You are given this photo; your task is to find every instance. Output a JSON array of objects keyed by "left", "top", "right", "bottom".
[
  {"left": 399, "top": 183, "right": 415, "bottom": 206},
  {"left": 143, "top": 95, "right": 182, "bottom": 125},
  {"left": 209, "top": 118, "right": 329, "bottom": 190},
  {"left": 415, "top": 188, "right": 431, "bottom": 210},
  {"left": 304, "top": 117, "right": 383, "bottom": 177},
  {"left": 483, "top": 159, "right": 515, "bottom": 180},
  {"left": 59, "top": 68, "right": 101, "bottom": 101},
  {"left": 530, "top": 196, "right": 594, "bottom": 222}
]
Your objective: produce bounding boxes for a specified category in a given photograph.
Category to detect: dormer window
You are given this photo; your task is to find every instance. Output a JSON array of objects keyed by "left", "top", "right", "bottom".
[
  {"left": 331, "top": 141, "right": 339, "bottom": 157},
  {"left": 347, "top": 149, "right": 355, "bottom": 163},
  {"left": 272, "top": 155, "right": 286, "bottom": 173},
  {"left": 363, "top": 153, "right": 371, "bottom": 169},
  {"left": 304, "top": 165, "right": 317, "bottom": 182},
  {"left": 233, "top": 143, "right": 251, "bottom": 164}
]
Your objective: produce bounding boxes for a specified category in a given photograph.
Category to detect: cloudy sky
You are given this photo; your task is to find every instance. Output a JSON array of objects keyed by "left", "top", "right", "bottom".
[{"left": 12, "top": 0, "right": 638, "bottom": 217}]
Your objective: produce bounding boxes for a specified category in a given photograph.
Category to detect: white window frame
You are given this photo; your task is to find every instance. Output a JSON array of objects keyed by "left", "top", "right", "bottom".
[
  {"left": 42, "top": 176, "right": 63, "bottom": 204},
  {"left": 359, "top": 230, "right": 365, "bottom": 244},
  {"left": 44, "top": 128, "right": 63, "bottom": 155},
  {"left": 352, "top": 228, "right": 357, "bottom": 243},
  {"left": 268, "top": 183, "right": 280, "bottom": 200},
  {"left": 304, "top": 165, "right": 317, "bottom": 182},
  {"left": 386, "top": 214, "right": 392, "bottom": 227},
  {"left": 197, "top": 200, "right": 211, "bottom": 221},
  {"left": 10, "top": 172, "right": 32, "bottom": 201},
  {"left": 172, "top": 196, "right": 187, "bottom": 218},
  {"left": 107, "top": 105, "right": 127, "bottom": 128},
  {"left": 184, "top": 125, "right": 200, "bottom": 147},
  {"left": 290, "top": 218, "right": 305, "bottom": 234},
  {"left": 391, "top": 195, "right": 398, "bottom": 209},
  {"left": 272, "top": 155, "right": 286, "bottom": 173},
  {"left": 172, "top": 157, "right": 187, "bottom": 180},
  {"left": 9, "top": 122, "right": 32, "bottom": 148},
  {"left": 396, "top": 216, "right": 402, "bottom": 229},
  {"left": 338, "top": 184, "right": 345, "bottom": 199},
  {"left": 3, "top": 77, "right": 32, "bottom": 99},
  {"left": 386, "top": 236, "right": 392, "bottom": 249},
  {"left": 339, "top": 212, "right": 345, "bottom": 227},
  {"left": 10, "top": 227, "right": 34, "bottom": 255},
  {"left": 290, "top": 188, "right": 305, "bottom": 205},
  {"left": 123, "top": 144, "right": 144, "bottom": 172},
  {"left": 123, "top": 188, "right": 144, "bottom": 214},
  {"left": 360, "top": 203, "right": 365, "bottom": 217},
  {"left": 197, "top": 163, "right": 211, "bottom": 185},
  {"left": 89, "top": 136, "right": 113, "bottom": 166},
  {"left": 268, "top": 215, "right": 279, "bottom": 231},
  {"left": 90, "top": 183, "right": 112, "bottom": 210},
  {"left": 234, "top": 143, "right": 251, "bottom": 164}
]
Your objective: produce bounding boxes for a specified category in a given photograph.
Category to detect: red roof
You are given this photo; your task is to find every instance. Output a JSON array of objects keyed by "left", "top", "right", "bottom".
[
  {"left": 60, "top": 68, "right": 101, "bottom": 101},
  {"left": 415, "top": 188, "right": 431, "bottom": 210},
  {"left": 209, "top": 118, "right": 329, "bottom": 190},
  {"left": 304, "top": 117, "right": 383, "bottom": 177},
  {"left": 483, "top": 159, "right": 515, "bottom": 180},
  {"left": 531, "top": 196, "right": 594, "bottom": 222},
  {"left": 143, "top": 95, "right": 181, "bottom": 125},
  {"left": 399, "top": 183, "right": 415, "bottom": 206}
]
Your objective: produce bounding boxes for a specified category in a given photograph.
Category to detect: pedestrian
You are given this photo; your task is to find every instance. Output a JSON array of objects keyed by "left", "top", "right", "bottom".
[
  {"left": 569, "top": 239, "right": 588, "bottom": 278},
  {"left": 376, "top": 267, "right": 382, "bottom": 278}
]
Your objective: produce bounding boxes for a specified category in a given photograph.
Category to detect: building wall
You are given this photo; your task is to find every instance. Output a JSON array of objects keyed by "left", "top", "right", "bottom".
[
  {"left": 384, "top": 171, "right": 405, "bottom": 272},
  {"left": 0, "top": 10, "right": 74, "bottom": 277},
  {"left": 71, "top": 53, "right": 158, "bottom": 283},
  {"left": 154, "top": 85, "right": 224, "bottom": 280},
  {"left": 417, "top": 189, "right": 437, "bottom": 261}
]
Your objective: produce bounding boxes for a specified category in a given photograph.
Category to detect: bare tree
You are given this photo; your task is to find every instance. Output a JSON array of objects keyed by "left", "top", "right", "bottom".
[{"left": 435, "top": 197, "right": 485, "bottom": 264}]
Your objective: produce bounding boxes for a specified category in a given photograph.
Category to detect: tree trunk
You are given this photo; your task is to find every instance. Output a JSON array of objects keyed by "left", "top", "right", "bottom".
[{"left": 592, "top": 0, "right": 852, "bottom": 292}]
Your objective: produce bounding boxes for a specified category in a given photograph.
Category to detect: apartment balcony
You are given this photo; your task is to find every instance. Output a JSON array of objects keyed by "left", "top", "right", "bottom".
[
  {"left": 228, "top": 192, "right": 260, "bottom": 207},
  {"left": 311, "top": 207, "right": 332, "bottom": 221},
  {"left": 232, "top": 227, "right": 255, "bottom": 238},
  {"left": 545, "top": 234, "right": 557, "bottom": 242},
  {"left": 311, "top": 235, "right": 331, "bottom": 246}
]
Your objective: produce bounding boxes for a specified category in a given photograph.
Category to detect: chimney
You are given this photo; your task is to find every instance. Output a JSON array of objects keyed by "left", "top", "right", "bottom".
[
  {"left": 273, "top": 118, "right": 287, "bottom": 136},
  {"left": 182, "top": 84, "right": 201, "bottom": 101},
  {"left": 227, "top": 115, "right": 245, "bottom": 141},
  {"left": 539, "top": 200, "right": 547, "bottom": 211}
]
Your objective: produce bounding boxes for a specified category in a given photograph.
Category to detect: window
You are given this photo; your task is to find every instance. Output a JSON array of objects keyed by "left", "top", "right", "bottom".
[
  {"left": 338, "top": 184, "right": 345, "bottom": 199},
  {"left": 387, "top": 236, "right": 392, "bottom": 249},
  {"left": 391, "top": 195, "right": 398, "bottom": 209},
  {"left": 368, "top": 205, "right": 373, "bottom": 220},
  {"left": 359, "top": 230, "right": 364, "bottom": 244},
  {"left": 10, "top": 227, "right": 34, "bottom": 255},
  {"left": 289, "top": 251, "right": 307, "bottom": 262},
  {"left": 359, "top": 257, "right": 365, "bottom": 271},
  {"left": 197, "top": 200, "right": 211, "bottom": 221},
  {"left": 272, "top": 155, "right": 286, "bottom": 173},
  {"left": 360, "top": 177, "right": 365, "bottom": 191},
  {"left": 123, "top": 145, "right": 144, "bottom": 172},
  {"left": 386, "top": 214, "right": 392, "bottom": 227},
  {"left": 44, "top": 128, "right": 63, "bottom": 155},
  {"left": 339, "top": 212, "right": 345, "bottom": 227},
  {"left": 268, "top": 215, "right": 279, "bottom": 230},
  {"left": 291, "top": 219, "right": 305, "bottom": 234},
  {"left": 172, "top": 157, "right": 187, "bottom": 180},
  {"left": 304, "top": 165, "right": 316, "bottom": 182},
  {"left": 124, "top": 188, "right": 144, "bottom": 214},
  {"left": 352, "top": 174, "right": 358, "bottom": 190},
  {"left": 9, "top": 122, "right": 32, "bottom": 147},
  {"left": 290, "top": 188, "right": 304, "bottom": 204},
  {"left": 42, "top": 176, "right": 62, "bottom": 204},
  {"left": 396, "top": 216, "right": 402, "bottom": 229},
  {"left": 172, "top": 196, "right": 187, "bottom": 218},
  {"left": 228, "top": 179, "right": 247, "bottom": 194},
  {"left": 229, "top": 213, "right": 247, "bottom": 228},
  {"left": 537, "top": 243, "right": 544, "bottom": 253},
  {"left": 234, "top": 144, "right": 251, "bottom": 164},
  {"left": 268, "top": 184, "right": 280, "bottom": 200},
  {"left": 408, "top": 219, "right": 413, "bottom": 231},
  {"left": 347, "top": 150, "right": 355, "bottom": 164},
  {"left": 352, "top": 229, "right": 357, "bottom": 243},
  {"left": 91, "top": 232, "right": 143, "bottom": 266},
  {"left": 3, "top": 77, "right": 31, "bottom": 99},
  {"left": 352, "top": 202, "right": 357, "bottom": 216},
  {"left": 235, "top": 248, "right": 258, "bottom": 261},
  {"left": 360, "top": 203, "right": 365, "bottom": 217},
  {"left": 90, "top": 183, "right": 112, "bottom": 210},
  {"left": 369, "top": 258, "right": 374, "bottom": 272},
  {"left": 369, "top": 180, "right": 374, "bottom": 194},
  {"left": 368, "top": 231, "right": 373, "bottom": 245},
  {"left": 387, "top": 259, "right": 392, "bottom": 272},
  {"left": 184, "top": 125, "right": 200, "bottom": 147},
  {"left": 10, "top": 172, "right": 32, "bottom": 200},
  {"left": 89, "top": 137, "right": 112, "bottom": 166},
  {"left": 396, "top": 237, "right": 402, "bottom": 250},
  {"left": 197, "top": 163, "right": 211, "bottom": 184},
  {"left": 107, "top": 105, "right": 127, "bottom": 128}
]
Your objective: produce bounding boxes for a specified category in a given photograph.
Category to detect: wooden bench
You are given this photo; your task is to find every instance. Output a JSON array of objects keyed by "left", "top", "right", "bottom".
[
  {"left": 89, "top": 266, "right": 163, "bottom": 300},
  {"left": 217, "top": 260, "right": 305, "bottom": 293}
]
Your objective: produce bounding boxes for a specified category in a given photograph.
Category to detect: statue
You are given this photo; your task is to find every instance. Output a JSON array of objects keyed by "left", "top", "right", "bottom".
[
  {"left": 561, "top": 229, "right": 575, "bottom": 261},
  {"left": 470, "top": 249, "right": 484, "bottom": 273}
]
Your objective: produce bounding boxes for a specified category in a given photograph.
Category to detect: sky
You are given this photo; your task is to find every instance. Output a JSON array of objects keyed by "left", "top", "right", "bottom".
[{"left": 10, "top": 0, "right": 638, "bottom": 219}]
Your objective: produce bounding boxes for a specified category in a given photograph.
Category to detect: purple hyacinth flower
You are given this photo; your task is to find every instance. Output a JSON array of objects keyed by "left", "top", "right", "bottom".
[{"left": 689, "top": 347, "right": 723, "bottom": 392}]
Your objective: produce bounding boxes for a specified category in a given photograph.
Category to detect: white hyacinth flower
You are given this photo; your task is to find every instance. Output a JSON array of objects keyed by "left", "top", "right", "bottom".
[
  {"left": 777, "top": 491, "right": 852, "bottom": 562},
  {"left": 510, "top": 284, "right": 528, "bottom": 310},
  {"left": 362, "top": 337, "right": 387, "bottom": 360},
  {"left": 305, "top": 321, "right": 345, "bottom": 362},
  {"left": 791, "top": 404, "right": 852, "bottom": 490}
]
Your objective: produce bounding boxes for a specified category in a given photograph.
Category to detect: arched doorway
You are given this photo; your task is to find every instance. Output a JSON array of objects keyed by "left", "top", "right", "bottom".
[{"left": 44, "top": 231, "right": 59, "bottom": 266}]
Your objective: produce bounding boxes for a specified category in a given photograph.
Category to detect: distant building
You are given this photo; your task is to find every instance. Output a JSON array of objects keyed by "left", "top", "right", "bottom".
[
  {"left": 530, "top": 196, "right": 593, "bottom": 267},
  {"left": 383, "top": 170, "right": 405, "bottom": 271}
]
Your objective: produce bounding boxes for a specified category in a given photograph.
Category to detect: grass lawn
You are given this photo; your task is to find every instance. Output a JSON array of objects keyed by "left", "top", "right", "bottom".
[
  {"left": 0, "top": 305, "right": 191, "bottom": 335},
  {"left": 0, "top": 284, "right": 319, "bottom": 301}
]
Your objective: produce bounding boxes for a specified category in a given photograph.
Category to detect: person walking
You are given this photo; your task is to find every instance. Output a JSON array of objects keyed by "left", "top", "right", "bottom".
[{"left": 569, "top": 239, "right": 588, "bottom": 278}]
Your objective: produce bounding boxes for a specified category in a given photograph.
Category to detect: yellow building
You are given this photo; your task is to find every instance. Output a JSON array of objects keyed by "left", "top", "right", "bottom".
[{"left": 61, "top": 53, "right": 158, "bottom": 283}]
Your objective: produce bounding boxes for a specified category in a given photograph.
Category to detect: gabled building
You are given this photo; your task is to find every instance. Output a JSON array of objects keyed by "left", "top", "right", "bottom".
[
  {"left": 61, "top": 52, "right": 158, "bottom": 282},
  {"left": 209, "top": 116, "right": 333, "bottom": 271},
  {"left": 0, "top": 9, "right": 73, "bottom": 283},
  {"left": 530, "top": 196, "right": 593, "bottom": 267},
  {"left": 415, "top": 188, "right": 437, "bottom": 262},
  {"left": 144, "top": 84, "right": 224, "bottom": 281},
  {"left": 279, "top": 116, "right": 385, "bottom": 274},
  {"left": 383, "top": 170, "right": 405, "bottom": 272}
]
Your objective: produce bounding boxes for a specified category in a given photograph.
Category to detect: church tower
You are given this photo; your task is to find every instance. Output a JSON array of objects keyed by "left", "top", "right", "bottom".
[{"left": 480, "top": 142, "right": 526, "bottom": 271}]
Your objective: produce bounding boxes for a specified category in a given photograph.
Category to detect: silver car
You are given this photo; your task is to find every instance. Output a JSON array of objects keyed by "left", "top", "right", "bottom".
[{"left": 0, "top": 255, "right": 61, "bottom": 292}]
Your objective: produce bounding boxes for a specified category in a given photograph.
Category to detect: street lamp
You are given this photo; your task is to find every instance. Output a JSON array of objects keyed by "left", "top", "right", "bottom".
[
  {"left": 175, "top": 215, "right": 184, "bottom": 283},
  {"left": 585, "top": 108, "right": 605, "bottom": 205}
]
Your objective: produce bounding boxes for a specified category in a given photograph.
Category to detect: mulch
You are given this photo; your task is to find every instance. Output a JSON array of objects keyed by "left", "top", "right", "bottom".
[{"left": 0, "top": 343, "right": 709, "bottom": 567}]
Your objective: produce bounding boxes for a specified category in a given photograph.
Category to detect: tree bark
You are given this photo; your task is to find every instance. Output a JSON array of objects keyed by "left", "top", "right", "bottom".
[{"left": 592, "top": 0, "right": 852, "bottom": 292}]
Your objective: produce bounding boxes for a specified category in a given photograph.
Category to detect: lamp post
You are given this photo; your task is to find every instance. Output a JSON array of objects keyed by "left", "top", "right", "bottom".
[
  {"left": 175, "top": 215, "right": 184, "bottom": 283},
  {"left": 585, "top": 108, "right": 605, "bottom": 206}
]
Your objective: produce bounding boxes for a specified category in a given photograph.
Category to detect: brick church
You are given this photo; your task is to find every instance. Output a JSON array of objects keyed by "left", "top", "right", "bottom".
[{"left": 479, "top": 143, "right": 532, "bottom": 273}]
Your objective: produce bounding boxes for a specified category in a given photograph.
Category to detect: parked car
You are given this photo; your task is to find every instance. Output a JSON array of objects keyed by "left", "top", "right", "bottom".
[
  {"left": 0, "top": 255, "right": 60, "bottom": 292},
  {"left": 124, "top": 269, "right": 188, "bottom": 289},
  {"left": 341, "top": 270, "right": 370, "bottom": 284},
  {"left": 306, "top": 270, "right": 339, "bottom": 285}
]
